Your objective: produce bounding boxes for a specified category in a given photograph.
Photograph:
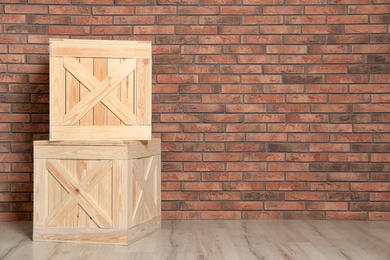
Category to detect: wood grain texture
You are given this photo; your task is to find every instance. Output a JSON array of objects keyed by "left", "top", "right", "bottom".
[
  {"left": 49, "top": 38, "right": 152, "bottom": 141},
  {"left": 33, "top": 139, "right": 161, "bottom": 245},
  {"left": 4, "top": 220, "right": 390, "bottom": 258}
]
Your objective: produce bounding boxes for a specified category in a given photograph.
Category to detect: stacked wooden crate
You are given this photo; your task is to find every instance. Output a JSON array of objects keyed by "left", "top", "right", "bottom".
[{"left": 33, "top": 39, "right": 161, "bottom": 245}]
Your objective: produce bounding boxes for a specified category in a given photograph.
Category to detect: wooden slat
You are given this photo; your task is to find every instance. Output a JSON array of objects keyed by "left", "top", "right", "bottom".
[
  {"left": 66, "top": 59, "right": 80, "bottom": 126},
  {"left": 33, "top": 159, "right": 47, "bottom": 226},
  {"left": 107, "top": 59, "right": 121, "bottom": 125},
  {"left": 113, "top": 160, "right": 128, "bottom": 229},
  {"left": 136, "top": 58, "right": 151, "bottom": 125},
  {"left": 81, "top": 160, "right": 112, "bottom": 192},
  {"left": 49, "top": 56, "right": 65, "bottom": 126},
  {"left": 46, "top": 159, "right": 112, "bottom": 228},
  {"left": 63, "top": 57, "right": 137, "bottom": 125},
  {"left": 63, "top": 58, "right": 137, "bottom": 125},
  {"left": 34, "top": 145, "right": 127, "bottom": 160},
  {"left": 46, "top": 195, "right": 78, "bottom": 226},
  {"left": 50, "top": 41, "right": 151, "bottom": 59},
  {"left": 93, "top": 58, "right": 107, "bottom": 126},
  {"left": 121, "top": 58, "right": 134, "bottom": 125},
  {"left": 50, "top": 125, "right": 151, "bottom": 141},
  {"left": 79, "top": 58, "right": 94, "bottom": 126}
]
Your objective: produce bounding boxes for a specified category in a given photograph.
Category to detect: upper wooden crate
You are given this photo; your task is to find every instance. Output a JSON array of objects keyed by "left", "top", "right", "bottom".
[{"left": 49, "top": 39, "right": 152, "bottom": 140}]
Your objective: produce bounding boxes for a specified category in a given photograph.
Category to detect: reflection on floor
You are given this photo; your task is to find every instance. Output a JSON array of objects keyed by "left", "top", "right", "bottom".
[{"left": 1, "top": 220, "right": 390, "bottom": 260}]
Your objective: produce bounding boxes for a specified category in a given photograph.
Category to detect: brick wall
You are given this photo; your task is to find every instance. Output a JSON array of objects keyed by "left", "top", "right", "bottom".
[{"left": 0, "top": 0, "right": 389, "bottom": 221}]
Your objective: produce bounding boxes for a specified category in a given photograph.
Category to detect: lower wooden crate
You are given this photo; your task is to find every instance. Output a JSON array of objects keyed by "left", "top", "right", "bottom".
[{"left": 33, "top": 139, "right": 161, "bottom": 245}]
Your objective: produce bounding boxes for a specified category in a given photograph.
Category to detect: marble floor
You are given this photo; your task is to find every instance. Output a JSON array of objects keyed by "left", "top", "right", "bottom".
[{"left": 0, "top": 220, "right": 389, "bottom": 260}]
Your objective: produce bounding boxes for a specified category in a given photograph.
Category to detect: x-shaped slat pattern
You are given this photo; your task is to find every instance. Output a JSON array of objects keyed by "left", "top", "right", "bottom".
[
  {"left": 63, "top": 57, "right": 137, "bottom": 125},
  {"left": 45, "top": 159, "right": 113, "bottom": 228},
  {"left": 132, "top": 157, "right": 157, "bottom": 222}
]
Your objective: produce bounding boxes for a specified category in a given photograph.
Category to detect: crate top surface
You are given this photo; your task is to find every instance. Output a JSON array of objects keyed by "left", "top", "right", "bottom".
[
  {"left": 50, "top": 38, "right": 152, "bottom": 59},
  {"left": 35, "top": 139, "right": 160, "bottom": 147}
]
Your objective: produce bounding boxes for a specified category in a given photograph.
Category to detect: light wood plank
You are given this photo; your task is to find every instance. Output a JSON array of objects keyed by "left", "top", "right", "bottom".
[
  {"left": 33, "top": 159, "right": 47, "bottom": 226},
  {"left": 50, "top": 125, "right": 151, "bottom": 141},
  {"left": 93, "top": 58, "right": 107, "bottom": 126},
  {"left": 46, "top": 159, "right": 112, "bottom": 228},
  {"left": 79, "top": 58, "right": 94, "bottom": 126},
  {"left": 136, "top": 58, "right": 151, "bottom": 125},
  {"left": 49, "top": 56, "right": 65, "bottom": 126},
  {"left": 107, "top": 58, "right": 121, "bottom": 125},
  {"left": 63, "top": 59, "right": 137, "bottom": 125},
  {"left": 51, "top": 40, "right": 151, "bottom": 59},
  {"left": 113, "top": 160, "right": 128, "bottom": 229},
  {"left": 63, "top": 57, "right": 137, "bottom": 126},
  {"left": 66, "top": 59, "right": 80, "bottom": 126}
]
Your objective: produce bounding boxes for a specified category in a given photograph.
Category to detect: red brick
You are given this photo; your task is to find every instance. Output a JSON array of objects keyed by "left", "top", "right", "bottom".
[
  {"left": 226, "top": 163, "right": 266, "bottom": 171},
  {"left": 5, "top": 5, "right": 48, "bottom": 14},
  {"left": 280, "top": 55, "right": 321, "bottom": 64},
  {"left": 161, "top": 172, "right": 200, "bottom": 181},
  {"left": 238, "top": 55, "right": 278, "bottom": 64},
  {"left": 201, "top": 211, "right": 241, "bottom": 220},
  {"left": 263, "top": 6, "right": 303, "bottom": 15},
  {"left": 243, "top": 172, "right": 284, "bottom": 181},
  {"left": 176, "top": 26, "right": 217, "bottom": 34},
  {"left": 136, "top": 6, "right": 176, "bottom": 15},
  {"left": 178, "top": 6, "right": 219, "bottom": 15},
  {"left": 307, "top": 202, "right": 348, "bottom": 211},
  {"left": 226, "top": 105, "right": 266, "bottom": 114},
  {"left": 267, "top": 46, "right": 307, "bottom": 54},
  {"left": 182, "top": 182, "right": 222, "bottom": 191},
  {"left": 162, "top": 133, "right": 202, "bottom": 142},
  {"left": 286, "top": 192, "right": 325, "bottom": 201},
  {"left": 183, "top": 124, "right": 223, "bottom": 133},
  {"left": 115, "top": 16, "right": 154, "bottom": 25},
  {"left": 199, "top": 16, "right": 240, "bottom": 25},
  {"left": 309, "top": 182, "right": 349, "bottom": 191},
  {"left": 285, "top": 15, "right": 326, "bottom": 24},
  {"left": 226, "top": 143, "right": 265, "bottom": 152},
  {"left": 245, "top": 114, "right": 285, "bottom": 123},
  {"left": 331, "top": 134, "right": 372, "bottom": 143},
  {"left": 328, "top": 15, "right": 368, "bottom": 24},
  {"left": 242, "top": 211, "right": 283, "bottom": 220},
  {"left": 287, "top": 153, "right": 327, "bottom": 162},
  {"left": 162, "top": 153, "right": 201, "bottom": 162},
  {"left": 327, "top": 212, "right": 367, "bottom": 220},
  {"left": 200, "top": 192, "right": 240, "bottom": 201},
  {"left": 156, "top": 16, "right": 196, "bottom": 25},
  {"left": 247, "top": 133, "right": 286, "bottom": 142},
  {"left": 327, "top": 173, "right": 369, "bottom": 181},
  {"left": 222, "top": 202, "right": 263, "bottom": 210},
  {"left": 243, "top": 0, "right": 283, "bottom": 4},
  {"left": 181, "top": 202, "right": 221, "bottom": 211},
  {"left": 49, "top": 26, "right": 90, "bottom": 35},
  {"left": 205, "top": 133, "right": 244, "bottom": 142},
  {"left": 184, "top": 163, "right": 224, "bottom": 172},
  {"left": 324, "top": 55, "right": 365, "bottom": 64},
  {"left": 202, "top": 172, "right": 242, "bottom": 181},
  {"left": 261, "top": 26, "right": 301, "bottom": 34},
  {"left": 369, "top": 212, "right": 390, "bottom": 221},
  {"left": 200, "top": 75, "right": 239, "bottom": 84},
  {"left": 195, "top": 55, "right": 236, "bottom": 64},
  {"left": 287, "top": 115, "right": 328, "bottom": 123},
  {"left": 349, "top": 5, "right": 390, "bottom": 14},
  {"left": 352, "top": 45, "right": 390, "bottom": 53},
  {"left": 181, "top": 46, "right": 222, "bottom": 54},
  {"left": 242, "top": 75, "right": 282, "bottom": 84},
  {"left": 305, "top": 6, "right": 346, "bottom": 14},
  {"left": 203, "top": 153, "right": 242, "bottom": 162},
  {"left": 265, "top": 202, "right": 305, "bottom": 210},
  {"left": 241, "top": 36, "right": 282, "bottom": 44},
  {"left": 351, "top": 183, "right": 390, "bottom": 191},
  {"left": 184, "top": 104, "right": 224, "bottom": 113},
  {"left": 162, "top": 212, "right": 199, "bottom": 220},
  {"left": 309, "top": 45, "right": 349, "bottom": 54},
  {"left": 242, "top": 16, "right": 283, "bottom": 24},
  {"left": 244, "top": 94, "right": 284, "bottom": 103},
  {"left": 264, "top": 85, "right": 304, "bottom": 94}
]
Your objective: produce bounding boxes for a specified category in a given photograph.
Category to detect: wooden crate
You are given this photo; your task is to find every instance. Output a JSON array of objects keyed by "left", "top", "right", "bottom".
[
  {"left": 33, "top": 139, "right": 161, "bottom": 245},
  {"left": 49, "top": 39, "right": 152, "bottom": 140}
]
